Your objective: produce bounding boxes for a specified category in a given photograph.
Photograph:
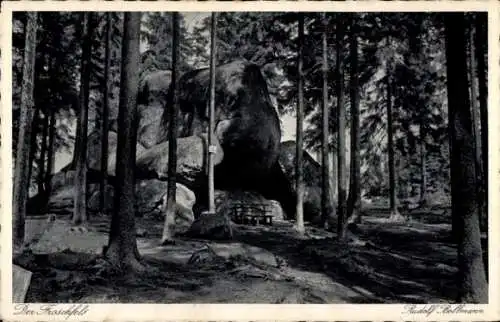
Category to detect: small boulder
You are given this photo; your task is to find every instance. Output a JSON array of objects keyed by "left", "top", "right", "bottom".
[
  {"left": 135, "top": 179, "right": 196, "bottom": 234},
  {"left": 185, "top": 212, "right": 233, "bottom": 240},
  {"left": 209, "top": 243, "right": 278, "bottom": 267}
]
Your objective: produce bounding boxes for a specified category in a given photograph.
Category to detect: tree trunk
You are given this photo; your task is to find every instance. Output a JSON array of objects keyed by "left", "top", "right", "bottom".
[
  {"left": 37, "top": 111, "right": 49, "bottom": 194},
  {"left": 444, "top": 12, "right": 488, "bottom": 303},
  {"left": 105, "top": 12, "right": 143, "bottom": 272},
  {"left": 336, "top": 19, "right": 347, "bottom": 240},
  {"left": 44, "top": 108, "right": 56, "bottom": 198},
  {"left": 474, "top": 14, "right": 487, "bottom": 231},
  {"left": 207, "top": 12, "right": 217, "bottom": 215},
  {"left": 26, "top": 107, "right": 41, "bottom": 192},
  {"left": 331, "top": 151, "right": 337, "bottom": 205},
  {"left": 161, "top": 12, "right": 180, "bottom": 245},
  {"left": 386, "top": 66, "right": 401, "bottom": 221},
  {"left": 468, "top": 22, "right": 482, "bottom": 172},
  {"left": 13, "top": 12, "right": 38, "bottom": 254},
  {"left": 73, "top": 13, "right": 92, "bottom": 225},
  {"left": 419, "top": 112, "right": 427, "bottom": 206},
  {"left": 321, "top": 13, "right": 332, "bottom": 229},
  {"left": 44, "top": 54, "right": 58, "bottom": 201},
  {"left": 347, "top": 19, "right": 361, "bottom": 224},
  {"left": 295, "top": 13, "right": 305, "bottom": 235},
  {"left": 99, "top": 12, "right": 112, "bottom": 214},
  {"left": 468, "top": 21, "right": 484, "bottom": 232}
]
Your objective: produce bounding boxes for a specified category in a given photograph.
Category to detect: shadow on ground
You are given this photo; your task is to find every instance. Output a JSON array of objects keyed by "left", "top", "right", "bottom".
[{"left": 17, "top": 206, "right": 474, "bottom": 303}]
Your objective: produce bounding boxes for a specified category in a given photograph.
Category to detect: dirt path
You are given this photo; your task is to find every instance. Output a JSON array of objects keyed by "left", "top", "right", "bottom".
[{"left": 19, "top": 211, "right": 459, "bottom": 303}]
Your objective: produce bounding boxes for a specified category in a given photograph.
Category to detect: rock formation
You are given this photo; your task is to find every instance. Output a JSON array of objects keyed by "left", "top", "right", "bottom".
[
  {"left": 30, "top": 61, "right": 333, "bottom": 237},
  {"left": 157, "top": 60, "right": 282, "bottom": 196}
]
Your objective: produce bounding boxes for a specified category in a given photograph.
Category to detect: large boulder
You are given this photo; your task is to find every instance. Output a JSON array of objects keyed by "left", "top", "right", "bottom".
[
  {"left": 137, "top": 69, "right": 172, "bottom": 148},
  {"left": 214, "top": 190, "right": 285, "bottom": 222},
  {"left": 86, "top": 130, "right": 147, "bottom": 176},
  {"left": 43, "top": 175, "right": 196, "bottom": 234},
  {"left": 45, "top": 185, "right": 75, "bottom": 214},
  {"left": 50, "top": 170, "right": 76, "bottom": 192},
  {"left": 156, "top": 60, "right": 282, "bottom": 194},
  {"left": 138, "top": 69, "right": 171, "bottom": 107},
  {"left": 85, "top": 179, "right": 196, "bottom": 233},
  {"left": 137, "top": 103, "right": 164, "bottom": 149},
  {"left": 87, "top": 184, "right": 115, "bottom": 213},
  {"left": 135, "top": 134, "right": 223, "bottom": 189}
]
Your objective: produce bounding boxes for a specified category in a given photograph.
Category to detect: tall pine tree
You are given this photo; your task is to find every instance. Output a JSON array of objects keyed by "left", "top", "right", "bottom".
[
  {"left": 348, "top": 16, "right": 362, "bottom": 224},
  {"left": 105, "top": 12, "right": 143, "bottom": 271},
  {"left": 161, "top": 12, "right": 180, "bottom": 245},
  {"left": 444, "top": 12, "right": 487, "bottom": 303},
  {"left": 321, "top": 13, "right": 332, "bottom": 229},
  {"left": 295, "top": 13, "right": 305, "bottom": 234},
  {"left": 73, "top": 13, "right": 93, "bottom": 225},
  {"left": 337, "top": 18, "right": 347, "bottom": 239},
  {"left": 99, "top": 12, "right": 112, "bottom": 214},
  {"left": 13, "top": 12, "right": 38, "bottom": 253}
]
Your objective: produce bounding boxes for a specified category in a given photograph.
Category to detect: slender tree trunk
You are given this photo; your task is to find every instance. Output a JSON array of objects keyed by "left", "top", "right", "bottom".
[
  {"left": 336, "top": 19, "right": 347, "bottom": 240},
  {"left": 468, "top": 23, "right": 482, "bottom": 171},
  {"left": 295, "top": 13, "right": 305, "bottom": 234},
  {"left": 13, "top": 12, "right": 37, "bottom": 254},
  {"left": 37, "top": 111, "right": 49, "bottom": 194},
  {"left": 71, "top": 116, "right": 81, "bottom": 169},
  {"left": 44, "top": 53, "right": 58, "bottom": 201},
  {"left": 207, "top": 12, "right": 217, "bottom": 215},
  {"left": 44, "top": 107, "right": 56, "bottom": 198},
  {"left": 321, "top": 13, "right": 332, "bottom": 229},
  {"left": 99, "top": 12, "right": 112, "bottom": 214},
  {"left": 161, "top": 12, "right": 180, "bottom": 245},
  {"left": 27, "top": 107, "right": 41, "bottom": 191},
  {"left": 44, "top": 32, "right": 61, "bottom": 196},
  {"left": 105, "top": 12, "right": 143, "bottom": 272},
  {"left": 468, "top": 21, "right": 484, "bottom": 232},
  {"left": 386, "top": 66, "right": 401, "bottom": 221},
  {"left": 444, "top": 12, "right": 488, "bottom": 303},
  {"left": 474, "top": 14, "right": 487, "bottom": 231},
  {"left": 331, "top": 151, "right": 337, "bottom": 204},
  {"left": 419, "top": 113, "right": 427, "bottom": 206},
  {"left": 73, "top": 13, "right": 92, "bottom": 225},
  {"left": 348, "top": 20, "right": 361, "bottom": 224}
]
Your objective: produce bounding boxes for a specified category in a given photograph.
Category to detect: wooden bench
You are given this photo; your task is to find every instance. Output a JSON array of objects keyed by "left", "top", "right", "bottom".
[{"left": 231, "top": 203, "right": 273, "bottom": 226}]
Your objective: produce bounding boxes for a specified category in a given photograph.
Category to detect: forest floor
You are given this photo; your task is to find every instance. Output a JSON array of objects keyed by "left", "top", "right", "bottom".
[{"left": 15, "top": 205, "right": 485, "bottom": 304}]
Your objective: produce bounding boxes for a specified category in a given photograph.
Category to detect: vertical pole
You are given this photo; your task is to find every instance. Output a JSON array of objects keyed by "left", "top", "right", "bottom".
[
  {"left": 386, "top": 65, "right": 397, "bottom": 216},
  {"left": 296, "top": 13, "right": 305, "bottom": 234},
  {"left": 321, "top": 12, "right": 331, "bottom": 229},
  {"left": 100, "top": 12, "right": 112, "bottom": 213},
  {"left": 336, "top": 19, "right": 347, "bottom": 240},
  {"left": 208, "top": 12, "right": 217, "bottom": 214}
]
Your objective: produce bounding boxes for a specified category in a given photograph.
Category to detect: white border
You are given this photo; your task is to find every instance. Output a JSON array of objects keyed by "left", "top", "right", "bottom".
[{"left": 1, "top": 1, "right": 499, "bottom": 321}]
